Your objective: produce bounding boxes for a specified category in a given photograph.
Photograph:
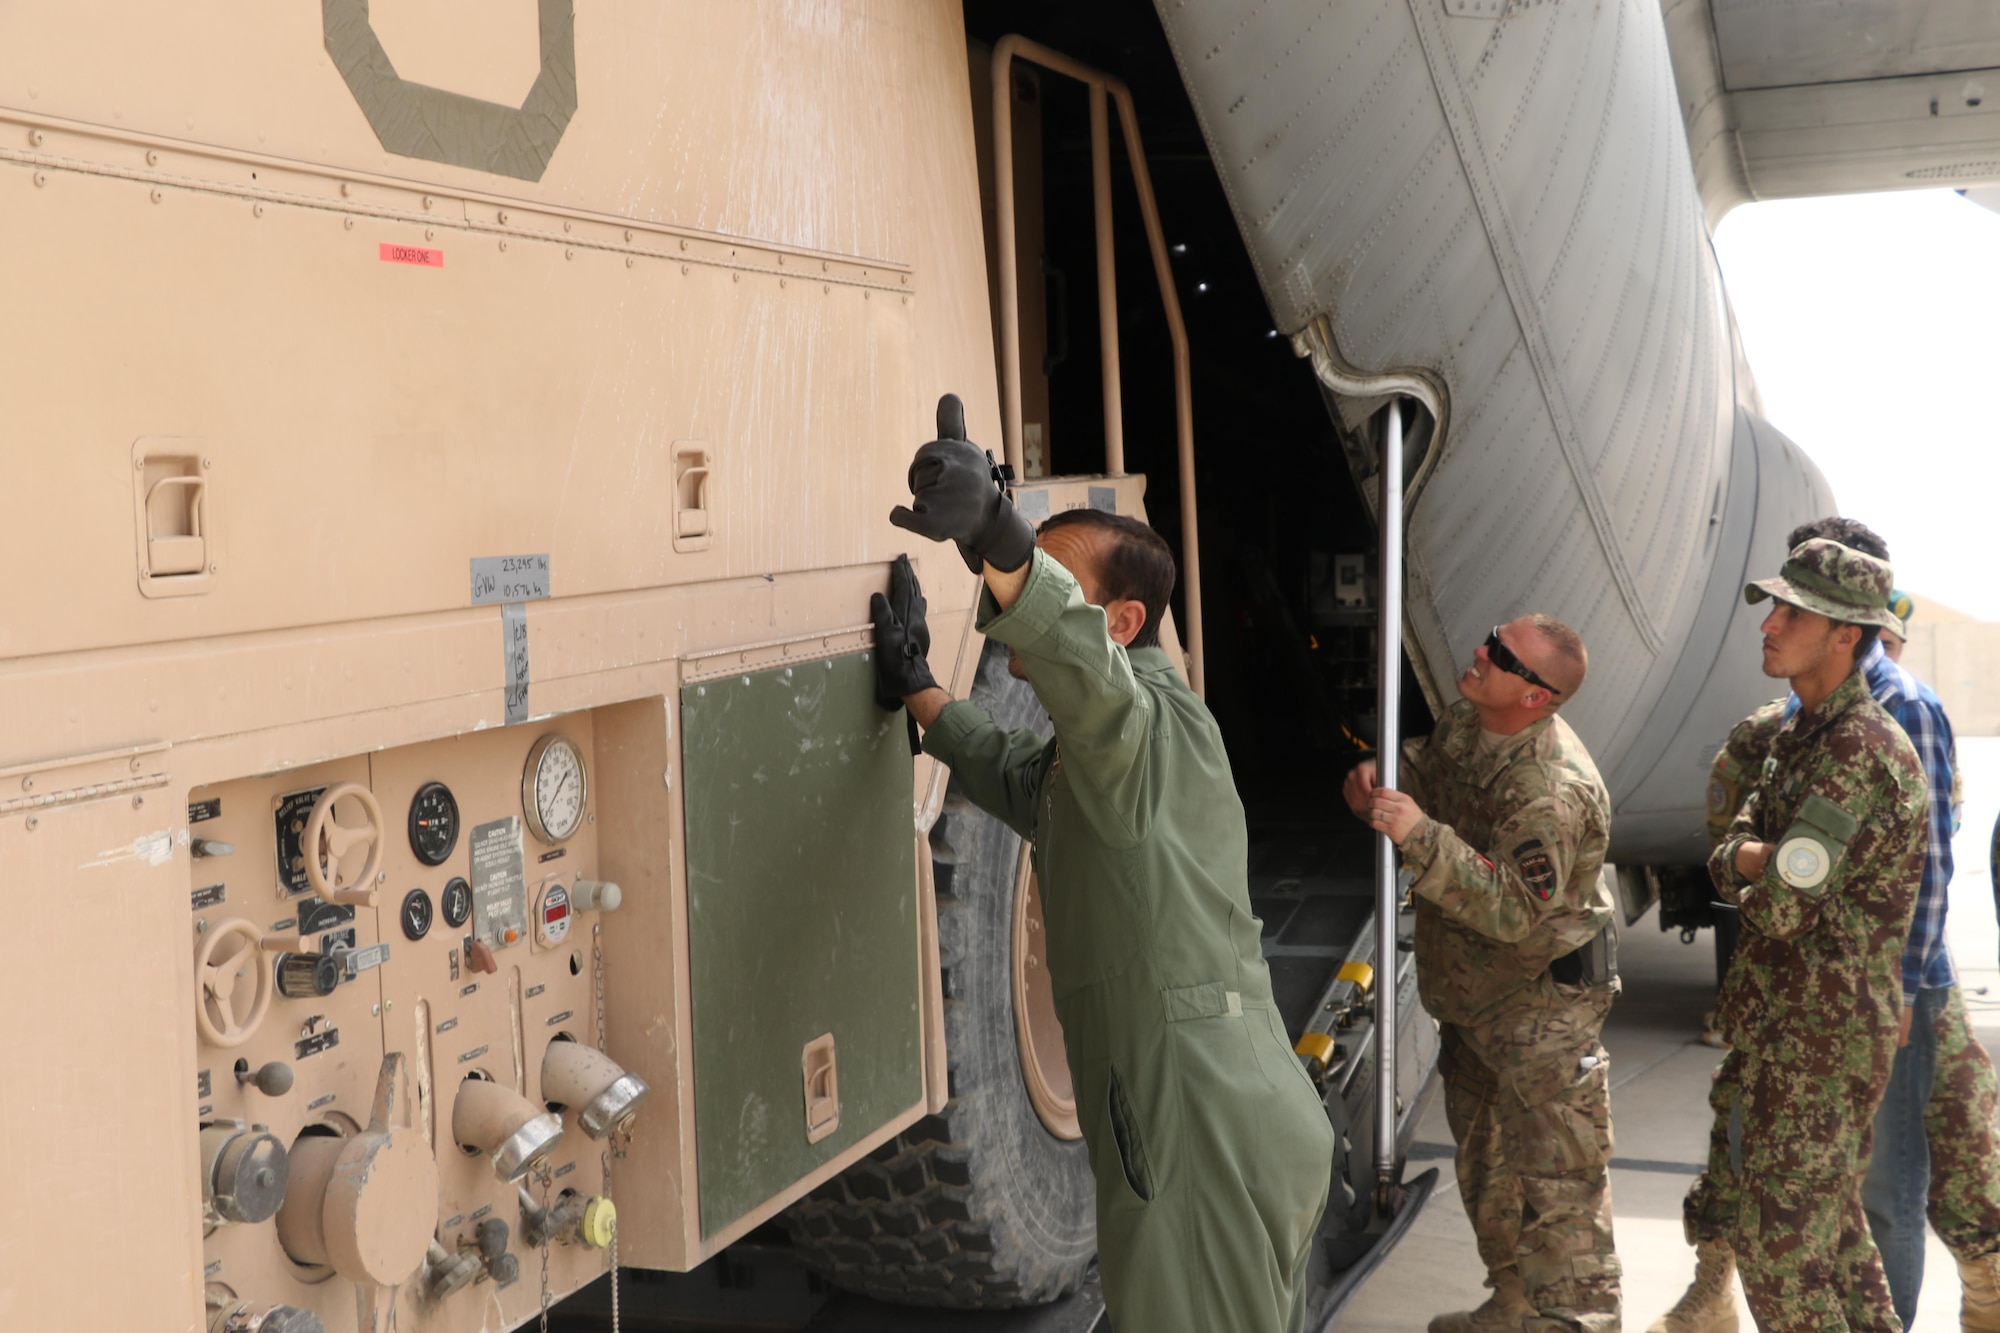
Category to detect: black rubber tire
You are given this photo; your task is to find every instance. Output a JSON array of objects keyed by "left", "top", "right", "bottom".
[{"left": 783, "top": 641, "right": 1096, "bottom": 1308}]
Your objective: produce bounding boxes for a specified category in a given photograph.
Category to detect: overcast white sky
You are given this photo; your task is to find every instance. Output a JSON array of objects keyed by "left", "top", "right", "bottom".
[{"left": 1713, "top": 189, "right": 2000, "bottom": 622}]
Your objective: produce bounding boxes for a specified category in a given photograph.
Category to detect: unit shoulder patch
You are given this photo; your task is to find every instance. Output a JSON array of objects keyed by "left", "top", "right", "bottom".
[{"left": 1518, "top": 850, "right": 1557, "bottom": 900}]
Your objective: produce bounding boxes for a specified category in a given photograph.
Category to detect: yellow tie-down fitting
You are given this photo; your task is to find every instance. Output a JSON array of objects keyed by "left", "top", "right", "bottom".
[
  {"left": 518, "top": 1185, "right": 618, "bottom": 1249},
  {"left": 1294, "top": 1031, "right": 1339, "bottom": 1084}
]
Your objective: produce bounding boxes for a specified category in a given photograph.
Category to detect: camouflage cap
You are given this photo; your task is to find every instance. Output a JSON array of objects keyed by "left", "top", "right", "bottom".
[{"left": 1744, "top": 537, "right": 1901, "bottom": 632}]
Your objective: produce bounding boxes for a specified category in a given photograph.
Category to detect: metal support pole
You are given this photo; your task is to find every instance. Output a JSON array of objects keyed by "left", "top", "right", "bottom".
[
  {"left": 1374, "top": 400, "right": 1405, "bottom": 1200},
  {"left": 988, "top": 37, "right": 1204, "bottom": 694},
  {"left": 991, "top": 47, "right": 1025, "bottom": 481},
  {"left": 1089, "top": 84, "right": 1124, "bottom": 477}
]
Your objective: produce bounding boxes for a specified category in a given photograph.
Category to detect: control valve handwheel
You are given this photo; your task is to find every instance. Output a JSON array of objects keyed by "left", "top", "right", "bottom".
[
  {"left": 195, "top": 917, "right": 275, "bottom": 1048},
  {"left": 303, "top": 782, "right": 383, "bottom": 907}
]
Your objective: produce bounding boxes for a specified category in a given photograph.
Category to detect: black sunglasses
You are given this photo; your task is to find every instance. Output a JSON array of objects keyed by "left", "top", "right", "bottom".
[{"left": 1484, "top": 628, "right": 1561, "bottom": 696}]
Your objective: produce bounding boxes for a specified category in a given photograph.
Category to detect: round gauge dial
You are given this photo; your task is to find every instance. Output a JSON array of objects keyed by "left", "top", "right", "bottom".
[
  {"left": 441, "top": 877, "right": 472, "bottom": 930},
  {"left": 523, "top": 734, "right": 588, "bottom": 845},
  {"left": 407, "top": 782, "right": 460, "bottom": 867},
  {"left": 400, "top": 888, "right": 434, "bottom": 941}
]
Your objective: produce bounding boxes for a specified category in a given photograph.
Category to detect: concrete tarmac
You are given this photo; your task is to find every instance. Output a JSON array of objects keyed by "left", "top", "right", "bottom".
[{"left": 1339, "top": 735, "right": 2000, "bottom": 1333}]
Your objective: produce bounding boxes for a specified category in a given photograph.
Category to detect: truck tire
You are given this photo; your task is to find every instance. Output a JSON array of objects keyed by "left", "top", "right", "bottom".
[{"left": 783, "top": 641, "right": 1096, "bottom": 1308}]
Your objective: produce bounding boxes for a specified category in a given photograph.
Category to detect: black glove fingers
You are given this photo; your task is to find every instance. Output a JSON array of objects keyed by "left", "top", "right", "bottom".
[
  {"left": 887, "top": 555, "right": 931, "bottom": 657},
  {"left": 935, "top": 393, "right": 967, "bottom": 442},
  {"left": 894, "top": 395, "right": 1013, "bottom": 571}
]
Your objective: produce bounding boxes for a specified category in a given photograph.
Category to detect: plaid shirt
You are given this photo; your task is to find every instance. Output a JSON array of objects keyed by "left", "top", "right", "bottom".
[{"left": 1786, "top": 640, "right": 1956, "bottom": 1001}]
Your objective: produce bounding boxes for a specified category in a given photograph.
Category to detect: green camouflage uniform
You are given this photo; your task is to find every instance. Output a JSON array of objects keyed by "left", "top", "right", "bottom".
[
  {"left": 1698, "top": 664, "right": 1926, "bottom": 1333},
  {"left": 1399, "top": 700, "right": 1620, "bottom": 1330},
  {"left": 1923, "top": 985, "right": 2000, "bottom": 1262},
  {"left": 1686, "top": 701, "right": 1789, "bottom": 1254},
  {"left": 921, "top": 551, "right": 1336, "bottom": 1333},
  {"left": 1698, "top": 705, "right": 2000, "bottom": 1281}
]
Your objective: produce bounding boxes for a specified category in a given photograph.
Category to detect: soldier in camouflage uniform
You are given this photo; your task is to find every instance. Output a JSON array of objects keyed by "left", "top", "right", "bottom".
[
  {"left": 1647, "top": 702, "right": 1788, "bottom": 1333},
  {"left": 1661, "top": 535, "right": 2000, "bottom": 1333},
  {"left": 1691, "top": 538, "right": 1926, "bottom": 1333},
  {"left": 1345, "top": 615, "right": 1619, "bottom": 1333}
]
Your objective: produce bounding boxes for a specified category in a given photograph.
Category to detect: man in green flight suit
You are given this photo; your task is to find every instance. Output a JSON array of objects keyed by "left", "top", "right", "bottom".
[
  {"left": 868, "top": 396, "right": 1335, "bottom": 1333},
  {"left": 1345, "top": 615, "right": 1620, "bottom": 1333},
  {"left": 1691, "top": 537, "right": 1927, "bottom": 1332}
]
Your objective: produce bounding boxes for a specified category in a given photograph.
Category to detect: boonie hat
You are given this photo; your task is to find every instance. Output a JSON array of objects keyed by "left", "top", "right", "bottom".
[{"left": 1744, "top": 538, "right": 1902, "bottom": 632}]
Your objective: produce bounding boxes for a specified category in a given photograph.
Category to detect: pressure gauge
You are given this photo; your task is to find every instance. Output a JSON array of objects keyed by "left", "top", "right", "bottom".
[
  {"left": 408, "top": 782, "right": 460, "bottom": 867},
  {"left": 523, "top": 734, "right": 588, "bottom": 845},
  {"left": 400, "top": 888, "right": 434, "bottom": 941},
  {"left": 441, "top": 877, "right": 472, "bottom": 930}
]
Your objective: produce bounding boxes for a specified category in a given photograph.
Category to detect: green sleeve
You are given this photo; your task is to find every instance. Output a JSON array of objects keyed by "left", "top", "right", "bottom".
[
  {"left": 973, "top": 550, "right": 1155, "bottom": 848},
  {"left": 921, "top": 700, "right": 1047, "bottom": 841},
  {"left": 1401, "top": 794, "right": 1600, "bottom": 951},
  {"left": 1708, "top": 789, "right": 1760, "bottom": 907}
]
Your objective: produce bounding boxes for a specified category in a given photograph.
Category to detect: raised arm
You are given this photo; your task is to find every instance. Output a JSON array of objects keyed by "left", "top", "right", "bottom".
[
  {"left": 974, "top": 551, "right": 1155, "bottom": 847},
  {"left": 888, "top": 393, "right": 1157, "bottom": 846}
]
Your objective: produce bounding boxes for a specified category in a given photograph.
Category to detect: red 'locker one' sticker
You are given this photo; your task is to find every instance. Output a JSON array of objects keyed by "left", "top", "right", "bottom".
[{"left": 380, "top": 242, "right": 444, "bottom": 268}]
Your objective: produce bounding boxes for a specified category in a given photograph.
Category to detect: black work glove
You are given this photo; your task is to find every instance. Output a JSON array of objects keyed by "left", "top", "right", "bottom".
[
  {"left": 870, "top": 554, "right": 937, "bottom": 711},
  {"left": 889, "top": 393, "right": 1036, "bottom": 575}
]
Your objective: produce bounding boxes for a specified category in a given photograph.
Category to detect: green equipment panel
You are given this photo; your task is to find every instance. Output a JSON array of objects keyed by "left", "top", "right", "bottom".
[{"left": 681, "top": 652, "right": 921, "bottom": 1236}]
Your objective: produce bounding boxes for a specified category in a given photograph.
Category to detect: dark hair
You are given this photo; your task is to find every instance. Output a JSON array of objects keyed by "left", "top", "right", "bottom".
[
  {"left": 1787, "top": 516, "right": 1890, "bottom": 561},
  {"left": 1852, "top": 623, "right": 1881, "bottom": 664},
  {"left": 1037, "top": 508, "right": 1177, "bottom": 649}
]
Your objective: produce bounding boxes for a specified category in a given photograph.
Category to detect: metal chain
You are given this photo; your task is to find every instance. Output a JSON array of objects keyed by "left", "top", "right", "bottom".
[
  {"left": 593, "top": 922, "right": 622, "bottom": 1333},
  {"left": 593, "top": 926, "right": 608, "bottom": 1058},
  {"left": 604, "top": 1144, "right": 621, "bottom": 1333},
  {"left": 536, "top": 1158, "right": 554, "bottom": 1333}
]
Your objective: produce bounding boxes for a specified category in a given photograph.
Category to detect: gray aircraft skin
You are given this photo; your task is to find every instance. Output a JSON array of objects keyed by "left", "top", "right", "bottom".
[{"left": 1154, "top": 0, "right": 1999, "bottom": 867}]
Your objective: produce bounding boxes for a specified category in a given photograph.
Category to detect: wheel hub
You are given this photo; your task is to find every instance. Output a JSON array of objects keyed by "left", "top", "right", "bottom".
[{"left": 1011, "top": 849, "right": 1080, "bottom": 1141}]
